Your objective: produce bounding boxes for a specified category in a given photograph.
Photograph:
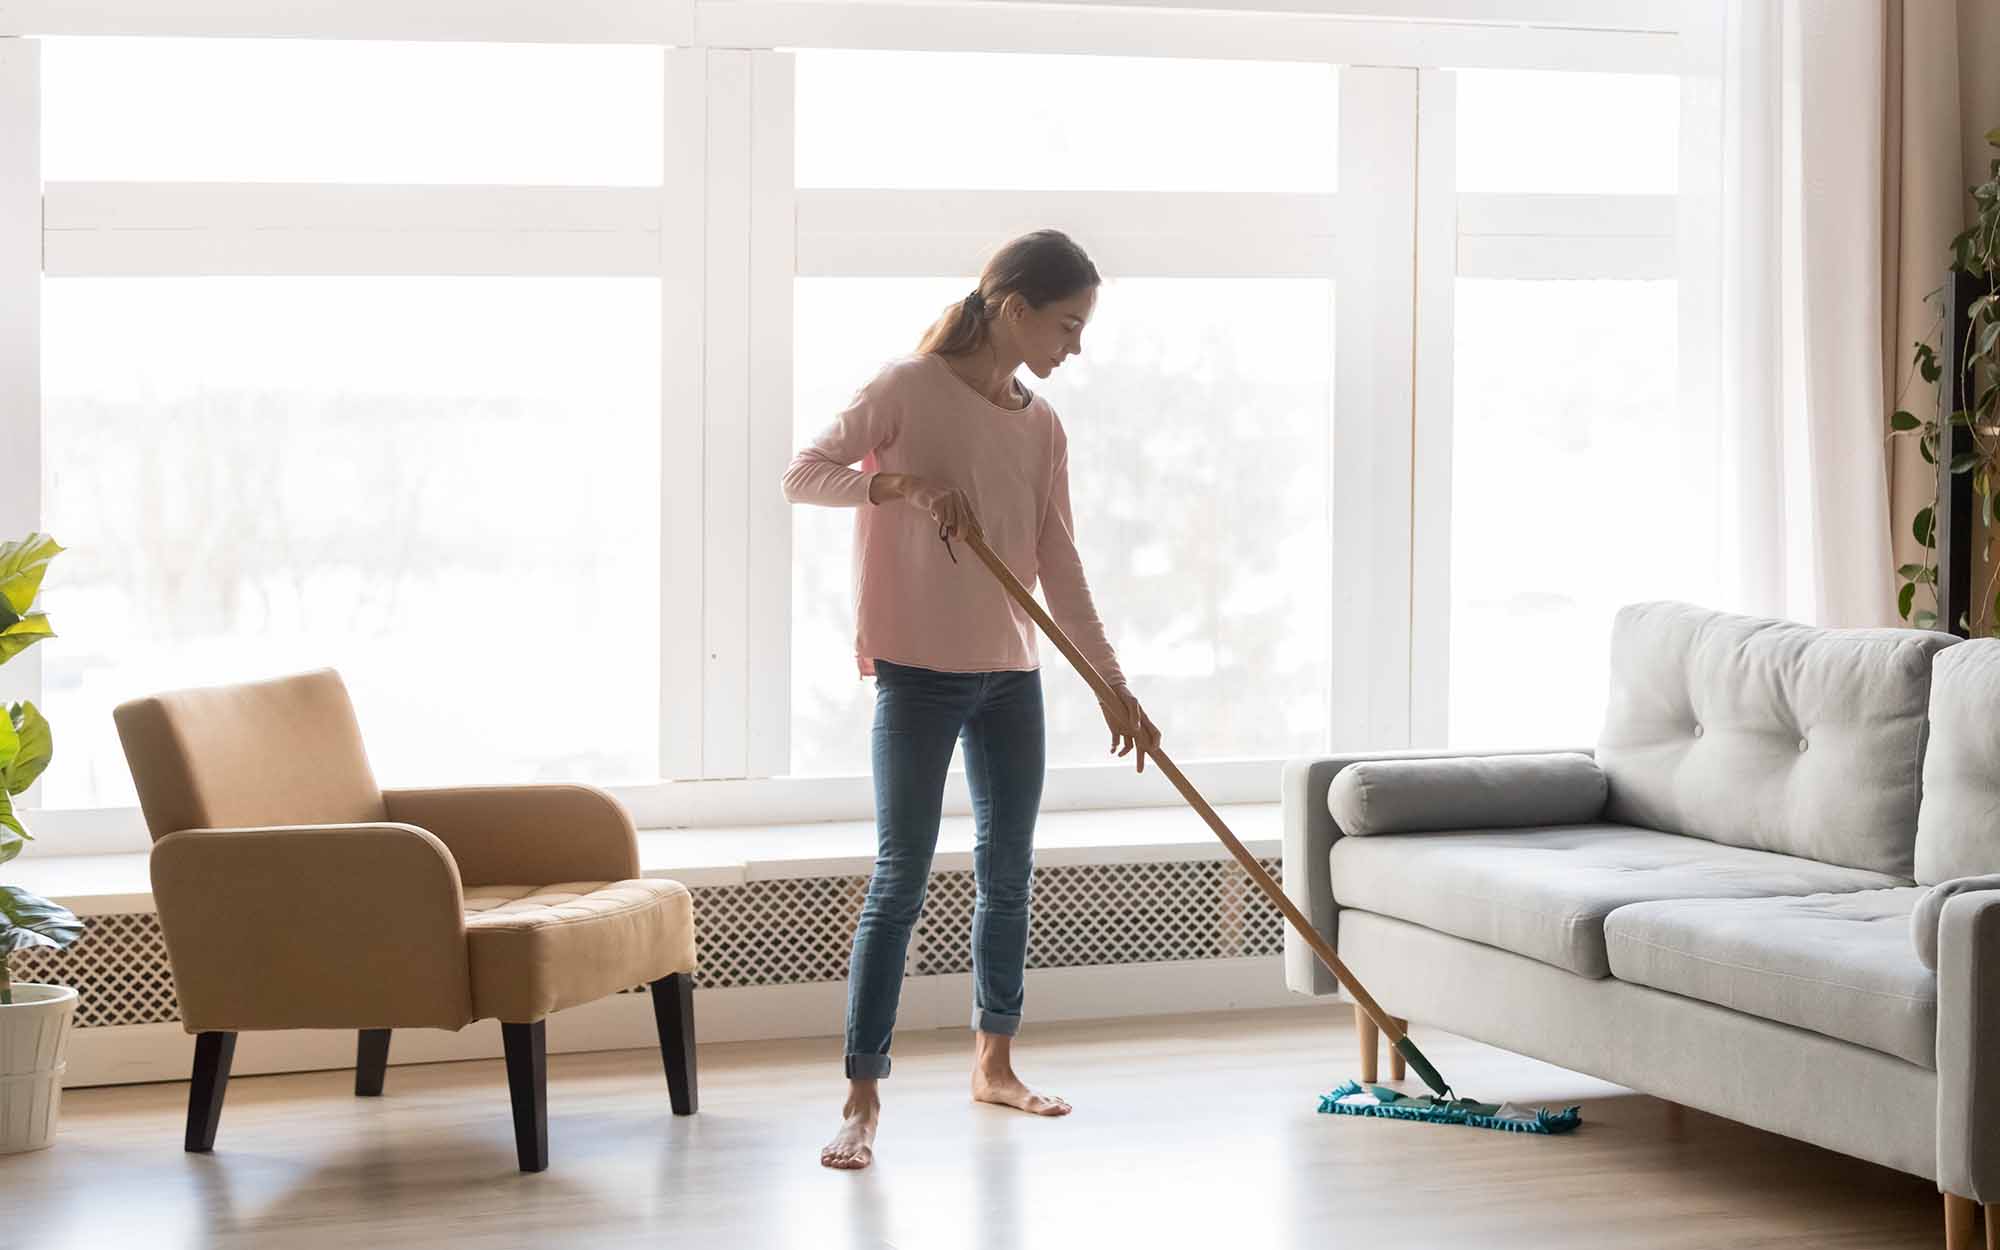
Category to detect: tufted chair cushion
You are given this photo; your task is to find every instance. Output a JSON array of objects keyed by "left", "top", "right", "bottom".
[{"left": 1595, "top": 601, "right": 1957, "bottom": 879}]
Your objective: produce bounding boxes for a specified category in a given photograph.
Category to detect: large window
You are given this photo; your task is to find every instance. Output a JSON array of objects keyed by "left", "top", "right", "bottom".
[
  {"left": 10, "top": 12, "right": 1721, "bottom": 832},
  {"left": 1440, "top": 69, "right": 1704, "bottom": 748},
  {"left": 39, "top": 277, "right": 661, "bottom": 807}
]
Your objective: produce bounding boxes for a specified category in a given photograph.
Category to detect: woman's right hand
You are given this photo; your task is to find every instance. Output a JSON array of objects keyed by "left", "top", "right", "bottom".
[{"left": 887, "top": 475, "right": 981, "bottom": 541}]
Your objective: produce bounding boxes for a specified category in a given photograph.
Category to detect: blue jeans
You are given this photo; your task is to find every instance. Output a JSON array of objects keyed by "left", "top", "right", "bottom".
[{"left": 843, "top": 660, "right": 1046, "bottom": 1080}]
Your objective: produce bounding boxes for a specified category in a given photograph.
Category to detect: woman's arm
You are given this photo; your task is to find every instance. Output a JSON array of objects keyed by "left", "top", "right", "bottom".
[
  {"left": 1034, "top": 421, "right": 1125, "bottom": 688},
  {"left": 782, "top": 376, "right": 895, "bottom": 507}
]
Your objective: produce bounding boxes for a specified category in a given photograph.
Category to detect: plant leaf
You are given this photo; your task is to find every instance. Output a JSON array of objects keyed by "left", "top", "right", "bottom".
[
  {"left": 0, "top": 886, "right": 81, "bottom": 954},
  {"left": 1953, "top": 452, "right": 1982, "bottom": 474},
  {"left": 3, "top": 702, "right": 51, "bottom": 797},
  {"left": 0, "top": 790, "right": 25, "bottom": 844},
  {"left": 0, "top": 614, "right": 54, "bottom": 666},
  {"left": 1892, "top": 410, "right": 1922, "bottom": 432},
  {"left": 1916, "top": 506, "right": 1937, "bottom": 546},
  {"left": 0, "top": 534, "right": 61, "bottom": 620},
  {"left": 1923, "top": 437, "right": 1938, "bottom": 465},
  {"left": 1900, "top": 582, "right": 1917, "bottom": 619},
  {"left": 1916, "top": 609, "right": 1940, "bottom": 629},
  {"left": 0, "top": 825, "right": 21, "bottom": 867}
]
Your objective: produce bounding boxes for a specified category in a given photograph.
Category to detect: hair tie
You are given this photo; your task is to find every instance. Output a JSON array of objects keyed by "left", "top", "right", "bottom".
[{"left": 963, "top": 290, "right": 985, "bottom": 318}]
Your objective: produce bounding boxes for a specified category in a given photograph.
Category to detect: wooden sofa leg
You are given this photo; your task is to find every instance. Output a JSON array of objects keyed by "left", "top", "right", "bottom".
[
  {"left": 1355, "top": 1004, "right": 1379, "bottom": 1085},
  {"left": 355, "top": 1029, "right": 392, "bottom": 1097},
  {"left": 501, "top": 1021, "right": 549, "bottom": 1173},
  {"left": 1946, "top": 1193, "right": 1976, "bottom": 1250},
  {"left": 1986, "top": 1203, "right": 1997, "bottom": 1250},
  {"left": 185, "top": 1031, "right": 237, "bottom": 1153},
  {"left": 1388, "top": 1018, "right": 1408, "bottom": 1081},
  {"left": 650, "top": 972, "right": 699, "bottom": 1116}
]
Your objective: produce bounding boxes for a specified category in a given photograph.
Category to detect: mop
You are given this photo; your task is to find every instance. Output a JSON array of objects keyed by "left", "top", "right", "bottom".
[{"left": 955, "top": 527, "right": 1580, "bottom": 1136}]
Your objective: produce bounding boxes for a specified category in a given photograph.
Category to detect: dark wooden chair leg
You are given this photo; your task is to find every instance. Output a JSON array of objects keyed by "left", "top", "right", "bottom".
[
  {"left": 649, "top": 972, "right": 699, "bottom": 1115},
  {"left": 355, "top": 1029, "right": 392, "bottom": 1097},
  {"left": 501, "top": 1021, "right": 548, "bottom": 1173},
  {"left": 185, "top": 1031, "right": 237, "bottom": 1153}
]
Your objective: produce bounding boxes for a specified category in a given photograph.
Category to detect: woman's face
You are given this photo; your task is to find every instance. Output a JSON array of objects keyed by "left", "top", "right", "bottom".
[{"left": 1006, "top": 285, "right": 1096, "bottom": 379}]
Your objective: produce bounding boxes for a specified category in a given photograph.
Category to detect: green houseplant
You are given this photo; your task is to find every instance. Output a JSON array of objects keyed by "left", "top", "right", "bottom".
[
  {"left": 1892, "top": 129, "right": 2000, "bottom": 632},
  {"left": 0, "top": 533, "right": 84, "bottom": 1154}
]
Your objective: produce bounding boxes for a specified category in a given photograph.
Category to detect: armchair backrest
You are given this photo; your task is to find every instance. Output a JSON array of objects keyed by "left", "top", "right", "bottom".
[{"left": 113, "top": 668, "right": 388, "bottom": 840}]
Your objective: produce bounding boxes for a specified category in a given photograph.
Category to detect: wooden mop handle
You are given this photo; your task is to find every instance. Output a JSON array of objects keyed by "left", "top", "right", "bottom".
[{"left": 960, "top": 529, "right": 1408, "bottom": 1048}]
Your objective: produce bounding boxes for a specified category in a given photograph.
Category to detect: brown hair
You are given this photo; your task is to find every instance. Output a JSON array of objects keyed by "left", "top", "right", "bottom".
[{"left": 916, "top": 229, "right": 1101, "bottom": 357}]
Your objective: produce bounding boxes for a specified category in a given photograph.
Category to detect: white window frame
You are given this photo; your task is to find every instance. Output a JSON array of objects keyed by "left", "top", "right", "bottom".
[{"left": 2, "top": 1, "right": 1720, "bottom": 853}]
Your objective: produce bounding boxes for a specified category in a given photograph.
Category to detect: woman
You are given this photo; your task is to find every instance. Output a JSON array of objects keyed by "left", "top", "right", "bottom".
[{"left": 782, "top": 229, "right": 1160, "bottom": 1171}]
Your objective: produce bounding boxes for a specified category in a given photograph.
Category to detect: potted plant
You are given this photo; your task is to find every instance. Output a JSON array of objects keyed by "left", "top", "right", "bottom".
[{"left": 0, "top": 533, "right": 83, "bottom": 1153}]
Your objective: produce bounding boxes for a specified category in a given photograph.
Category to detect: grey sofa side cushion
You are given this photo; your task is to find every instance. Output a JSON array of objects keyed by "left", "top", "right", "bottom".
[
  {"left": 1596, "top": 600, "right": 1957, "bottom": 879},
  {"left": 1326, "top": 752, "right": 1606, "bottom": 836},
  {"left": 1912, "top": 875, "right": 2000, "bottom": 970},
  {"left": 1917, "top": 640, "right": 2000, "bottom": 884}
]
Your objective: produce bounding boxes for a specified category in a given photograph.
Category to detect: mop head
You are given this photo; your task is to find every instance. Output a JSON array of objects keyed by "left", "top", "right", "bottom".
[{"left": 1318, "top": 1081, "right": 1582, "bottom": 1135}]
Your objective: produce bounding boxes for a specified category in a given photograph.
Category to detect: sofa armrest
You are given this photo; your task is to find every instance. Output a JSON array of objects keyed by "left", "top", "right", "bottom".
[
  {"left": 151, "top": 823, "right": 473, "bottom": 1033},
  {"left": 1281, "top": 746, "right": 1596, "bottom": 997},
  {"left": 382, "top": 783, "right": 640, "bottom": 888},
  {"left": 1913, "top": 875, "right": 2000, "bottom": 972},
  {"left": 1938, "top": 890, "right": 2000, "bottom": 1201}
]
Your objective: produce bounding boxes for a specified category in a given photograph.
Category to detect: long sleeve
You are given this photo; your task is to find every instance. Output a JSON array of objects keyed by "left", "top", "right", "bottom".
[
  {"left": 1035, "top": 417, "right": 1127, "bottom": 692},
  {"left": 782, "top": 374, "right": 896, "bottom": 507}
]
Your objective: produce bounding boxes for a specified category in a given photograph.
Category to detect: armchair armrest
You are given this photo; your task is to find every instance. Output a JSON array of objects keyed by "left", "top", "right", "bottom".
[
  {"left": 1938, "top": 890, "right": 2000, "bottom": 1201},
  {"left": 1280, "top": 746, "right": 1596, "bottom": 997},
  {"left": 381, "top": 784, "right": 640, "bottom": 888},
  {"left": 150, "top": 823, "right": 473, "bottom": 1033}
]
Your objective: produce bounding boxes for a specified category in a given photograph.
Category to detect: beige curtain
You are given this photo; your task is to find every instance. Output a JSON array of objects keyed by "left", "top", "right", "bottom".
[{"left": 1884, "top": 0, "right": 2000, "bottom": 628}]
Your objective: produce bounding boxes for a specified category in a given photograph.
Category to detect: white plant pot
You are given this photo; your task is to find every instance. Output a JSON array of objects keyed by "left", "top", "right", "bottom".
[{"left": 0, "top": 984, "right": 79, "bottom": 1154}]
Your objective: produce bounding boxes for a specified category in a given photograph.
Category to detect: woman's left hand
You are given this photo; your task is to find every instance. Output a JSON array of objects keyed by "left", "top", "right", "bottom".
[{"left": 1101, "top": 686, "right": 1161, "bottom": 773}]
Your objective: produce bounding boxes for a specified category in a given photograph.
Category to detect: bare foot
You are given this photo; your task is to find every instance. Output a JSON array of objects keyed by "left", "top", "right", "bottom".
[
  {"left": 821, "top": 1085, "right": 880, "bottom": 1170},
  {"left": 972, "top": 1068, "right": 1072, "bottom": 1116}
]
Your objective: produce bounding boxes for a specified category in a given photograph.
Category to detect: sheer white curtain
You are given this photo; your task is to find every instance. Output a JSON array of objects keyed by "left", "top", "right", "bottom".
[{"left": 1709, "top": 0, "right": 1895, "bottom": 627}]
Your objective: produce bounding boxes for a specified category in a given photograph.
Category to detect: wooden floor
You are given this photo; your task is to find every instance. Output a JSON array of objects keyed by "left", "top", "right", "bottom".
[{"left": 8, "top": 1007, "right": 1946, "bottom": 1249}]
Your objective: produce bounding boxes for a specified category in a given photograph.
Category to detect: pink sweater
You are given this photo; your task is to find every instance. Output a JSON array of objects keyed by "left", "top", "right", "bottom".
[{"left": 782, "top": 352, "right": 1127, "bottom": 689}]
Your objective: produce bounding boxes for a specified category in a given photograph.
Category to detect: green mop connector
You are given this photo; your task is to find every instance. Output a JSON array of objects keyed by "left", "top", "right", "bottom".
[{"left": 1394, "top": 1036, "right": 1452, "bottom": 1100}]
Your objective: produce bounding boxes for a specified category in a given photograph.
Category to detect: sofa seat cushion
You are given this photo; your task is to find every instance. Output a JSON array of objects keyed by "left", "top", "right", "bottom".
[
  {"left": 1328, "top": 825, "right": 1905, "bottom": 978},
  {"left": 1604, "top": 888, "right": 1935, "bottom": 1067},
  {"left": 463, "top": 880, "right": 697, "bottom": 1023}
]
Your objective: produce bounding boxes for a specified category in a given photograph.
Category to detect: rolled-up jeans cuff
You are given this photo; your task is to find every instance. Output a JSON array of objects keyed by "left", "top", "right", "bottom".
[
  {"left": 973, "top": 1008, "right": 1022, "bottom": 1037},
  {"left": 845, "top": 1053, "right": 892, "bottom": 1079}
]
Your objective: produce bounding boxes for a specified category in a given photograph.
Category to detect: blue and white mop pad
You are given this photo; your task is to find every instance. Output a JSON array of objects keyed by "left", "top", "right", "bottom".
[{"left": 1318, "top": 1081, "right": 1582, "bottom": 1135}]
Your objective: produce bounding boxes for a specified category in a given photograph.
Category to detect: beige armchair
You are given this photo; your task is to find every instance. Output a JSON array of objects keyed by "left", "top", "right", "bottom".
[{"left": 113, "top": 667, "right": 699, "bottom": 1172}]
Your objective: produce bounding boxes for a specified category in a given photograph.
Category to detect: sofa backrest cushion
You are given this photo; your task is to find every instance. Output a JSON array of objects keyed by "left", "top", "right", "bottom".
[
  {"left": 1917, "top": 640, "right": 2000, "bottom": 884},
  {"left": 1596, "top": 601, "right": 1955, "bottom": 878}
]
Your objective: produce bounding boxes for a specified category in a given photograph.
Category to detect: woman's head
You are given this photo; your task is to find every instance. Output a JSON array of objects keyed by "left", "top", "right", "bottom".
[{"left": 917, "top": 229, "right": 1099, "bottom": 379}]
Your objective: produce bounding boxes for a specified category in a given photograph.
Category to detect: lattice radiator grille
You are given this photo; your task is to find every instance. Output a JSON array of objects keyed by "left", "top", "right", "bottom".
[{"left": 9, "top": 857, "right": 1283, "bottom": 1029}]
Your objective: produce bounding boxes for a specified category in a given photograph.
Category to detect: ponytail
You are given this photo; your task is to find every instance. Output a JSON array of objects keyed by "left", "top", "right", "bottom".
[{"left": 917, "top": 229, "right": 1100, "bottom": 357}]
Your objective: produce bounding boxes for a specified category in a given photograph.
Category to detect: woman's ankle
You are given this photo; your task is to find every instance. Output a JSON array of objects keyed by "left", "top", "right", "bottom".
[{"left": 844, "top": 1078, "right": 881, "bottom": 1117}]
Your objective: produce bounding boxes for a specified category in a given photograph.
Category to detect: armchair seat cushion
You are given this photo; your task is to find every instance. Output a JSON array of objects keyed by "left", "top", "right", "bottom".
[{"left": 464, "top": 880, "right": 697, "bottom": 1023}]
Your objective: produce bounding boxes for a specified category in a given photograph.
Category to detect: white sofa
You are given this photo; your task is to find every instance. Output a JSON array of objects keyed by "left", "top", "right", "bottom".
[{"left": 1281, "top": 601, "right": 2000, "bottom": 1246}]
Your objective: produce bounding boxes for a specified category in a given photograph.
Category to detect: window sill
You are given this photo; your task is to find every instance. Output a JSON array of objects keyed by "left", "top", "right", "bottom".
[{"left": 15, "top": 802, "right": 1282, "bottom": 915}]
